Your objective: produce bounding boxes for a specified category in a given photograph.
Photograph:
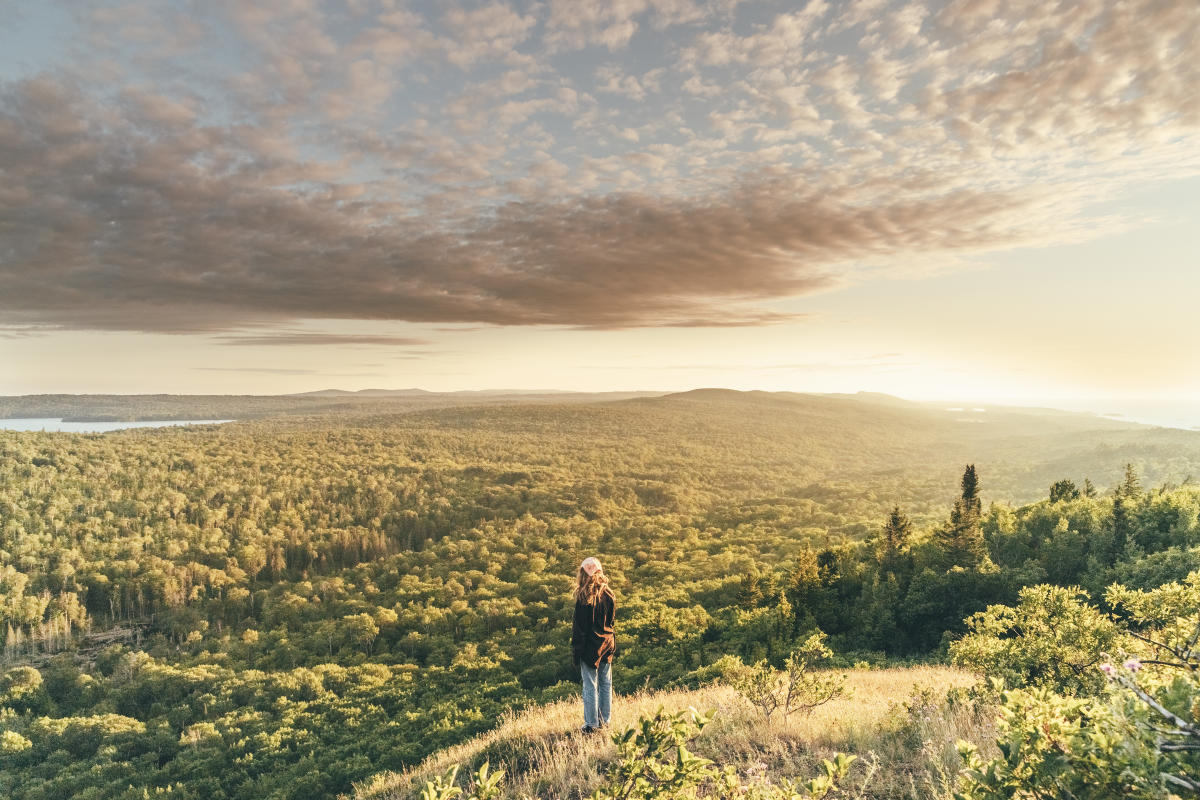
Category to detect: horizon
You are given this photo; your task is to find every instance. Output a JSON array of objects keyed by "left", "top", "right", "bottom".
[
  {"left": 1, "top": 383, "right": 1196, "bottom": 431},
  {"left": 2, "top": 1, "right": 1198, "bottom": 418}
]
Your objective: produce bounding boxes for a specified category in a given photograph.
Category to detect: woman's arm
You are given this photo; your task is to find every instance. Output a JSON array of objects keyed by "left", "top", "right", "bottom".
[
  {"left": 606, "top": 590, "right": 617, "bottom": 660},
  {"left": 571, "top": 601, "right": 585, "bottom": 667}
]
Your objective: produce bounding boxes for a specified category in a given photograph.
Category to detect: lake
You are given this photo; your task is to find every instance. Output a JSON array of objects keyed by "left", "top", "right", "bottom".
[{"left": 0, "top": 418, "right": 233, "bottom": 433}]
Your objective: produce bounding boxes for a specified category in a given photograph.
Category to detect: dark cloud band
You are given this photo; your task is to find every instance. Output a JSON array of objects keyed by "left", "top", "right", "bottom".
[
  {"left": 214, "top": 333, "right": 432, "bottom": 347},
  {"left": 0, "top": 75, "right": 1044, "bottom": 332}
]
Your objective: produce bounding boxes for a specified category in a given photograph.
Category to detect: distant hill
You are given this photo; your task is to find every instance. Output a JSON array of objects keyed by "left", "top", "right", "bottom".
[
  {"left": 0, "top": 390, "right": 666, "bottom": 422},
  {"left": 3, "top": 387, "right": 1194, "bottom": 505},
  {"left": 375, "top": 388, "right": 1195, "bottom": 508},
  {"left": 817, "top": 390, "right": 923, "bottom": 408},
  {"left": 293, "top": 388, "right": 661, "bottom": 400},
  {"left": 656, "top": 387, "right": 1139, "bottom": 430}
]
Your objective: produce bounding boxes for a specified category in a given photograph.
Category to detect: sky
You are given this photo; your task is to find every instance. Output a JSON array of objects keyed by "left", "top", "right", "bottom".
[{"left": 1, "top": 0, "right": 1198, "bottom": 425}]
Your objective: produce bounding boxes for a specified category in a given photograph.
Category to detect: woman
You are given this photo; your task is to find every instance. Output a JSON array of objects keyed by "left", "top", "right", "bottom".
[{"left": 571, "top": 556, "right": 616, "bottom": 733}]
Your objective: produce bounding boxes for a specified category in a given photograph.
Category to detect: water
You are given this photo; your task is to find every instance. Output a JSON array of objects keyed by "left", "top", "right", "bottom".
[
  {"left": 1098, "top": 404, "right": 1200, "bottom": 431},
  {"left": 1051, "top": 401, "right": 1200, "bottom": 431},
  {"left": 0, "top": 418, "right": 232, "bottom": 433},
  {"left": 940, "top": 400, "right": 1200, "bottom": 431}
]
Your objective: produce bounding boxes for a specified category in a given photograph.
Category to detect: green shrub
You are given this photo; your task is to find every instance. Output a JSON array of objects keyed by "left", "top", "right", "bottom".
[
  {"left": 958, "top": 573, "right": 1200, "bottom": 798},
  {"left": 949, "top": 585, "right": 1118, "bottom": 695},
  {"left": 728, "top": 633, "right": 848, "bottom": 720},
  {"left": 955, "top": 685, "right": 1166, "bottom": 800}
]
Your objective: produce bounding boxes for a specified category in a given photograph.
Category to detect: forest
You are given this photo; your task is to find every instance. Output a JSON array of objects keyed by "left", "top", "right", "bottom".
[{"left": 3, "top": 390, "right": 1200, "bottom": 798}]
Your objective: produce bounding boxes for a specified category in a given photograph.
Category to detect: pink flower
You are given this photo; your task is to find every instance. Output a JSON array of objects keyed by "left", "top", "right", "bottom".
[
  {"left": 1099, "top": 663, "right": 1115, "bottom": 677},
  {"left": 1124, "top": 658, "right": 1142, "bottom": 673}
]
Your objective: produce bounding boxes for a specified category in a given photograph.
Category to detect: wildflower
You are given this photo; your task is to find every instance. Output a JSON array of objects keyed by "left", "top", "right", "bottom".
[
  {"left": 1099, "top": 663, "right": 1115, "bottom": 677},
  {"left": 1123, "top": 658, "right": 1142, "bottom": 673}
]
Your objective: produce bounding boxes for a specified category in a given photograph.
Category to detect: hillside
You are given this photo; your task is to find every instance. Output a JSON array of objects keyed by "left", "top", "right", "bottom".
[
  {"left": 5, "top": 388, "right": 1191, "bottom": 509},
  {"left": 350, "top": 666, "right": 985, "bottom": 800},
  {"left": 369, "top": 389, "right": 1199, "bottom": 511},
  {"left": 2, "top": 391, "right": 1200, "bottom": 798}
]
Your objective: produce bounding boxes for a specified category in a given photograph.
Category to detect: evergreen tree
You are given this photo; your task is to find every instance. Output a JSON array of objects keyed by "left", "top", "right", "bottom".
[
  {"left": 1083, "top": 478, "right": 1097, "bottom": 498},
  {"left": 877, "top": 506, "right": 913, "bottom": 576},
  {"left": 769, "top": 590, "right": 794, "bottom": 657},
  {"left": 1121, "top": 463, "right": 1142, "bottom": 498},
  {"left": 961, "top": 464, "right": 982, "bottom": 516},
  {"left": 817, "top": 548, "right": 841, "bottom": 583},
  {"left": 1049, "top": 479, "right": 1080, "bottom": 503},
  {"left": 736, "top": 571, "right": 764, "bottom": 609},
  {"left": 785, "top": 550, "right": 823, "bottom": 635},
  {"left": 814, "top": 549, "right": 849, "bottom": 634},
  {"left": 935, "top": 465, "right": 986, "bottom": 568}
]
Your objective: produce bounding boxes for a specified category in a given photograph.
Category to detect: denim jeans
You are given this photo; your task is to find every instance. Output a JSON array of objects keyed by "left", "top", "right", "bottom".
[{"left": 580, "top": 661, "right": 612, "bottom": 729}]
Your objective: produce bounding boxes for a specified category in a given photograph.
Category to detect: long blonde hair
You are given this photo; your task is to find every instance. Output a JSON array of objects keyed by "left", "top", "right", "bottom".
[{"left": 574, "top": 565, "right": 612, "bottom": 605}]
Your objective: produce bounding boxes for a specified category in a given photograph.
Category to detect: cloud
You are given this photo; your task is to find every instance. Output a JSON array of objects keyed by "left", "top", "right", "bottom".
[
  {"left": 683, "top": 3, "right": 830, "bottom": 67},
  {"left": 543, "top": 0, "right": 726, "bottom": 52},
  {"left": 584, "top": 352, "right": 910, "bottom": 372},
  {"left": 440, "top": 2, "right": 538, "bottom": 68},
  {"left": 0, "top": 73, "right": 1061, "bottom": 332},
  {"left": 194, "top": 367, "right": 320, "bottom": 375},
  {"left": 193, "top": 367, "right": 386, "bottom": 377},
  {"left": 0, "top": 325, "right": 60, "bottom": 339},
  {"left": 2, "top": 0, "right": 1198, "bottom": 336},
  {"left": 214, "top": 333, "right": 432, "bottom": 347}
]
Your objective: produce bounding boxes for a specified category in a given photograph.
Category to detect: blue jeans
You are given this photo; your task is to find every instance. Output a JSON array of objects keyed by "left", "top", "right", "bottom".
[{"left": 581, "top": 661, "right": 612, "bottom": 728}]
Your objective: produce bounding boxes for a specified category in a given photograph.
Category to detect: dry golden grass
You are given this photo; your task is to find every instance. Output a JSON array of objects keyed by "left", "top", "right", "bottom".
[{"left": 349, "top": 666, "right": 994, "bottom": 800}]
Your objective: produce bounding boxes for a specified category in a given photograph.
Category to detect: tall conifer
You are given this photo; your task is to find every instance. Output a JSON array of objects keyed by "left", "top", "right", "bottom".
[
  {"left": 961, "top": 464, "right": 982, "bottom": 516},
  {"left": 1121, "top": 463, "right": 1142, "bottom": 498},
  {"left": 935, "top": 465, "right": 986, "bottom": 568},
  {"left": 878, "top": 506, "right": 912, "bottom": 574}
]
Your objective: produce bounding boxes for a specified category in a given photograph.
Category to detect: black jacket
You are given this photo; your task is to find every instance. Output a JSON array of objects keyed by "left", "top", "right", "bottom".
[{"left": 571, "top": 589, "right": 616, "bottom": 668}]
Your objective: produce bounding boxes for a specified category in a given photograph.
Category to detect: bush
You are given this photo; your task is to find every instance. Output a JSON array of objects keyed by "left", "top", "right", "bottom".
[
  {"left": 949, "top": 585, "right": 1118, "bottom": 695},
  {"left": 1, "top": 730, "right": 32, "bottom": 754},
  {"left": 728, "top": 632, "right": 848, "bottom": 720},
  {"left": 955, "top": 685, "right": 1167, "bottom": 800},
  {"left": 420, "top": 762, "right": 506, "bottom": 800},
  {"left": 957, "top": 573, "right": 1200, "bottom": 798}
]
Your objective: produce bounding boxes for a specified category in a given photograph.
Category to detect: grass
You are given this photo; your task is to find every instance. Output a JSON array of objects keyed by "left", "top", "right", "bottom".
[{"left": 348, "top": 666, "right": 995, "bottom": 800}]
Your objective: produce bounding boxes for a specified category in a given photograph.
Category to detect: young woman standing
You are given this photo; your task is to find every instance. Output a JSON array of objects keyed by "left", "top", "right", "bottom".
[{"left": 571, "top": 556, "right": 616, "bottom": 733}]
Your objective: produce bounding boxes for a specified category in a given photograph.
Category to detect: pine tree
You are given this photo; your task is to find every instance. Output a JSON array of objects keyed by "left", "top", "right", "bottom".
[
  {"left": 1049, "top": 479, "right": 1080, "bottom": 503},
  {"left": 1121, "top": 463, "right": 1142, "bottom": 498},
  {"left": 736, "top": 571, "right": 763, "bottom": 609},
  {"left": 786, "top": 550, "right": 823, "bottom": 635},
  {"left": 771, "top": 590, "right": 794, "bottom": 651},
  {"left": 961, "top": 464, "right": 982, "bottom": 516},
  {"left": 935, "top": 465, "right": 986, "bottom": 568},
  {"left": 877, "top": 506, "right": 912, "bottom": 574},
  {"left": 1083, "top": 478, "right": 1097, "bottom": 498}
]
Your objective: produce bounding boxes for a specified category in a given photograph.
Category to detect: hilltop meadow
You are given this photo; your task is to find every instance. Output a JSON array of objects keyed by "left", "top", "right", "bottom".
[{"left": 3, "top": 390, "right": 1200, "bottom": 798}]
